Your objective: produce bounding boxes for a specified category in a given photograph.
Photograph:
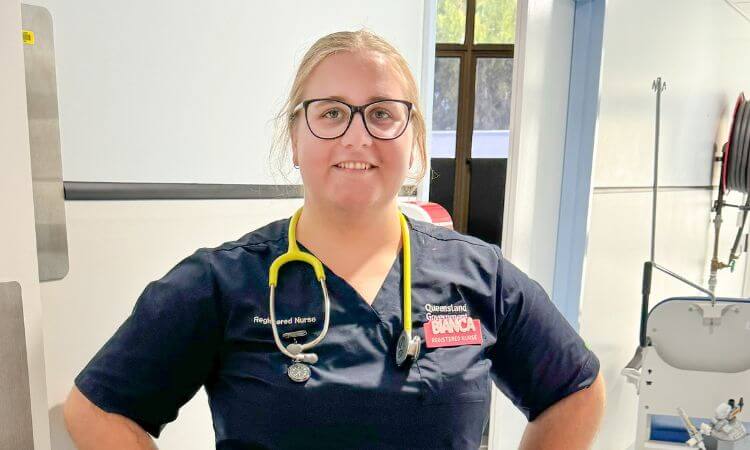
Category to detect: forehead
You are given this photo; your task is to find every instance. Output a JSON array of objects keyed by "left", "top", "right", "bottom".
[{"left": 302, "top": 50, "right": 408, "bottom": 102}]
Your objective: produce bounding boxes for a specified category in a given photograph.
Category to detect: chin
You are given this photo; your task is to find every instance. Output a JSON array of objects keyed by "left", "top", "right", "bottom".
[
  {"left": 326, "top": 192, "right": 386, "bottom": 211},
  {"left": 330, "top": 196, "right": 378, "bottom": 211}
]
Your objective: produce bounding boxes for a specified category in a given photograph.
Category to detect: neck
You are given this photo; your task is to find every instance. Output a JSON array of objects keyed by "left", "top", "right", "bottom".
[{"left": 296, "top": 200, "right": 402, "bottom": 252}]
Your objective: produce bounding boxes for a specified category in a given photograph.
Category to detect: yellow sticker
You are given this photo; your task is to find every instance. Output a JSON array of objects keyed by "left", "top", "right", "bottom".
[{"left": 22, "top": 30, "right": 35, "bottom": 45}]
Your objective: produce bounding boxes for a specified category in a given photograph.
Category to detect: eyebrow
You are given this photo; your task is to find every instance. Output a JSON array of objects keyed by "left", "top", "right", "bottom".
[{"left": 325, "top": 95, "right": 393, "bottom": 103}]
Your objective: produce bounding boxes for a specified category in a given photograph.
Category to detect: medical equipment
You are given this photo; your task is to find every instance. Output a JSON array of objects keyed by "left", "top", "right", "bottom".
[
  {"left": 267, "top": 207, "right": 421, "bottom": 382},
  {"left": 622, "top": 79, "right": 750, "bottom": 449},
  {"left": 678, "top": 398, "right": 749, "bottom": 450},
  {"left": 678, "top": 407, "right": 707, "bottom": 450}
]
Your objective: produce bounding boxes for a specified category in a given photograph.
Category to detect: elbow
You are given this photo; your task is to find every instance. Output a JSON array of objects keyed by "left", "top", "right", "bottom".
[
  {"left": 63, "top": 387, "right": 85, "bottom": 438},
  {"left": 540, "top": 371, "right": 607, "bottom": 423},
  {"left": 63, "top": 389, "right": 76, "bottom": 431},
  {"left": 61, "top": 386, "right": 158, "bottom": 450},
  {"left": 63, "top": 386, "right": 102, "bottom": 447},
  {"left": 519, "top": 373, "right": 607, "bottom": 449},
  {"left": 577, "top": 371, "right": 606, "bottom": 425},
  {"left": 591, "top": 372, "right": 606, "bottom": 416},
  {"left": 588, "top": 372, "right": 607, "bottom": 440}
]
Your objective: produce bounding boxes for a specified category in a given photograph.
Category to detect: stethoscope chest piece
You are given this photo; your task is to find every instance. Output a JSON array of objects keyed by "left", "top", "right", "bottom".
[
  {"left": 287, "top": 362, "right": 311, "bottom": 383},
  {"left": 395, "top": 329, "right": 421, "bottom": 366}
]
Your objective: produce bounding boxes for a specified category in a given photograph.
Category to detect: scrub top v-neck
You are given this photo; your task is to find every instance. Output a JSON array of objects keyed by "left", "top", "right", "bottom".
[{"left": 75, "top": 215, "right": 600, "bottom": 450}]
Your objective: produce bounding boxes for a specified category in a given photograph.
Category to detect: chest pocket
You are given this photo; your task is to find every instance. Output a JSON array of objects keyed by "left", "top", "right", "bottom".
[{"left": 413, "top": 324, "right": 490, "bottom": 405}]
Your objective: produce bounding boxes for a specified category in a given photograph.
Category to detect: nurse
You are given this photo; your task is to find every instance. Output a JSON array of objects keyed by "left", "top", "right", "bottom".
[{"left": 64, "top": 29, "right": 605, "bottom": 449}]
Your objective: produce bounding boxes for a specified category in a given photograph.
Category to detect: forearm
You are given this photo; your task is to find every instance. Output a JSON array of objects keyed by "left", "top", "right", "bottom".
[
  {"left": 64, "top": 387, "right": 158, "bottom": 450},
  {"left": 519, "top": 372, "right": 606, "bottom": 450}
]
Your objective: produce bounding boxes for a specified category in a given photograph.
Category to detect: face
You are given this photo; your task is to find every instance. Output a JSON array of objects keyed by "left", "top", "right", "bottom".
[{"left": 291, "top": 50, "right": 414, "bottom": 212}]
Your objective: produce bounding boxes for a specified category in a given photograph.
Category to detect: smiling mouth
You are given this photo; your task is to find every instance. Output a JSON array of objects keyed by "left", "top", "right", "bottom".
[{"left": 333, "top": 161, "right": 377, "bottom": 171}]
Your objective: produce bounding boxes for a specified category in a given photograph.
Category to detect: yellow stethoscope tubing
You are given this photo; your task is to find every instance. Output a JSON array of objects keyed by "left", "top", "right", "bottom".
[
  {"left": 399, "top": 212, "right": 412, "bottom": 335},
  {"left": 268, "top": 207, "right": 325, "bottom": 285},
  {"left": 268, "top": 208, "right": 330, "bottom": 362},
  {"left": 267, "top": 207, "right": 413, "bottom": 363}
]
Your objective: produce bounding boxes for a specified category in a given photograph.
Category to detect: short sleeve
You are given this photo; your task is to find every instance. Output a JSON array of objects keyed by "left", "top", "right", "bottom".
[
  {"left": 487, "top": 250, "right": 600, "bottom": 422},
  {"left": 74, "top": 250, "right": 223, "bottom": 437}
]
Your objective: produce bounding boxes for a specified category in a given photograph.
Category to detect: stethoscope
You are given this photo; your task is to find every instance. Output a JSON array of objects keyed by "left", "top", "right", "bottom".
[{"left": 268, "top": 207, "right": 421, "bottom": 382}]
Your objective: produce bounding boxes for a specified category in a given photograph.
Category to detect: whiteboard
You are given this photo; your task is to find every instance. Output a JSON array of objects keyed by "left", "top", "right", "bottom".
[{"left": 27, "top": 0, "right": 426, "bottom": 185}]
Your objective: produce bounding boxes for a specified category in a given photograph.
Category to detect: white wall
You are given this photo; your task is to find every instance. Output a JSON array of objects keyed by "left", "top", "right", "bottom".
[
  {"left": 24, "top": 0, "right": 425, "bottom": 185},
  {"left": 580, "top": 1, "right": 750, "bottom": 448},
  {"left": 0, "top": 0, "right": 52, "bottom": 448}
]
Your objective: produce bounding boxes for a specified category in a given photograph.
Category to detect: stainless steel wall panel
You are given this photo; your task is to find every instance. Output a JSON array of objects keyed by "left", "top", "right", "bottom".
[
  {"left": 0, "top": 282, "right": 34, "bottom": 450},
  {"left": 22, "top": 4, "right": 69, "bottom": 281}
]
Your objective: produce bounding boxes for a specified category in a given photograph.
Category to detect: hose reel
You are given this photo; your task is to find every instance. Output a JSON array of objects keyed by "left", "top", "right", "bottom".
[{"left": 711, "top": 93, "right": 750, "bottom": 289}]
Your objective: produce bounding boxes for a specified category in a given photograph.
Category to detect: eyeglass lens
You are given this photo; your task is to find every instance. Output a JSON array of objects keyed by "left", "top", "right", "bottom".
[{"left": 306, "top": 100, "right": 409, "bottom": 139}]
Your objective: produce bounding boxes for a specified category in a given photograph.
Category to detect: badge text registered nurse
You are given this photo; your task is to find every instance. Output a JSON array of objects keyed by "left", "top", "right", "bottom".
[{"left": 423, "top": 303, "right": 483, "bottom": 348}]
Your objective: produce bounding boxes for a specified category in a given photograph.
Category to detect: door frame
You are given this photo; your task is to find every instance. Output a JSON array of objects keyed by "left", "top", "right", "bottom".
[{"left": 490, "top": 0, "right": 585, "bottom": 448}]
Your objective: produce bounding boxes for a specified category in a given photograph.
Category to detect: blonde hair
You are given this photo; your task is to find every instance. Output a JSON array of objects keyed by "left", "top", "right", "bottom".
[{"left": 269, "top": 29, "right": 427, "bottom": 187}]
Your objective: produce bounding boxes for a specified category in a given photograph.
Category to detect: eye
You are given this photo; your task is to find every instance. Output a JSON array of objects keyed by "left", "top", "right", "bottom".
[
  {"left": 322, "top": 108, "right": 343, "bottom": 119},
  {"left": 371, "top": 109, "right": 392, "bottom": 120}
]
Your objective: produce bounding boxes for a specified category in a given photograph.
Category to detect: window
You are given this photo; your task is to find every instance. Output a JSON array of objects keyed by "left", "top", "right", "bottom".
[{"left": 431, "top": 0, "right": 516, "bottom": 246}]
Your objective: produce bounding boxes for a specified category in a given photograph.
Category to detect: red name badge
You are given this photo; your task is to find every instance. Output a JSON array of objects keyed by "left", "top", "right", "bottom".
[{"left": 424, "top": 316, "right": 483, "bottom": 348}]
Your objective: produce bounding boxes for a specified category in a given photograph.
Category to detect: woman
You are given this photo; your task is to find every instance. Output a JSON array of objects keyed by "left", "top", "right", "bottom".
[{"left": 64, "top": 30, "right": 605, "bottom": 449}]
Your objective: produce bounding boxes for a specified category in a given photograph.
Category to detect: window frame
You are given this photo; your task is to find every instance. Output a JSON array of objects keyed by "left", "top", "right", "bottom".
[{"left": 435, "top": 0, "right": 515, "bottom": 233}]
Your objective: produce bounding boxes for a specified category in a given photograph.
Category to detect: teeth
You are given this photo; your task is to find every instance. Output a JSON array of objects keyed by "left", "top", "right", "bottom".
[{"left": 337, "top": 162, "right": 372, "bottom": 170}]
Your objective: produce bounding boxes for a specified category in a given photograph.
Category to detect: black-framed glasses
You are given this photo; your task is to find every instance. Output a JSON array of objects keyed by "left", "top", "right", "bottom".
[{"left": 292, "top": 98, "right": 413, "bottom": 140}]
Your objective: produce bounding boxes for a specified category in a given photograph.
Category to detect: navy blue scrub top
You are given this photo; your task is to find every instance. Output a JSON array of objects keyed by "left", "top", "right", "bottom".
[{"left": 75, "top": 215, "right": 599, "bottom": 450}]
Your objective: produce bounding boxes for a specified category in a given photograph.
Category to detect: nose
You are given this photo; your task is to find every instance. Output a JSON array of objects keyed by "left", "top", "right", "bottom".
[{"left": 340, "top": 111, "right": 373, "bottom": 148}]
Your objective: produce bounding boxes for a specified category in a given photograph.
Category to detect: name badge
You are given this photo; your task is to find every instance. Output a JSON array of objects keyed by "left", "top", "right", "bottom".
[{"left": 424, "top": 316, "right": 483, "bottom": 348}]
